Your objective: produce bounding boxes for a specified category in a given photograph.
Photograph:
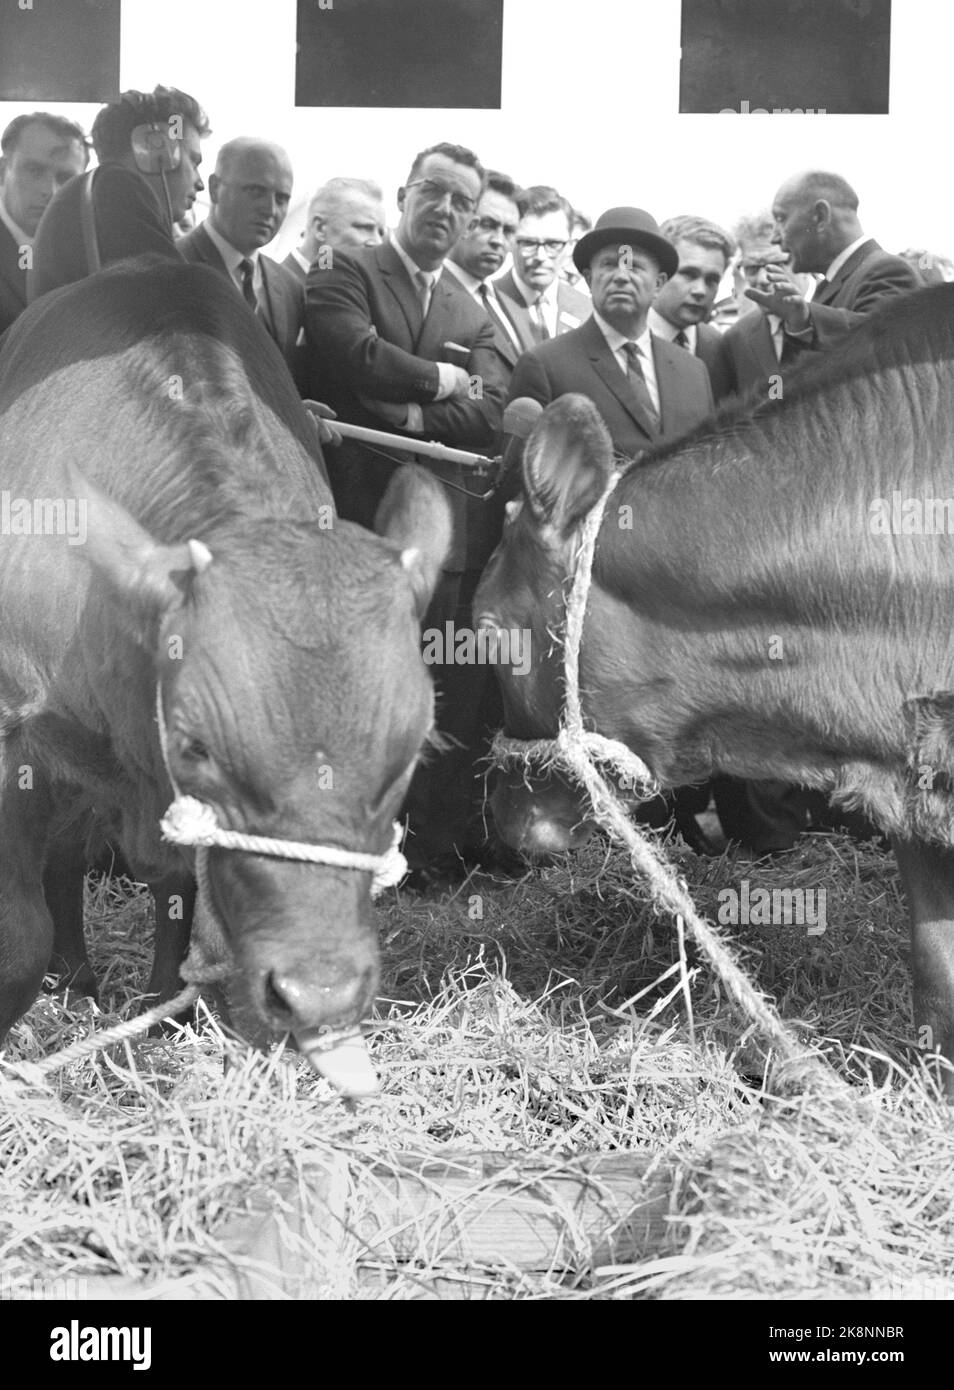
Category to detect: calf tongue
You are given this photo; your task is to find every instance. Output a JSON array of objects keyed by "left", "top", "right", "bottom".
[{"left": 294, "top": 1027, "right": 379, "bottom": 1098}]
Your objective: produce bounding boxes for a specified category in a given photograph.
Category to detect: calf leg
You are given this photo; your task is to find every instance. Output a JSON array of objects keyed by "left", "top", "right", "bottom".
[
  {"left": 146, "top": 870, "right": 195, "bottom": 1004},
  {"left": 0, "top": 777, "right": 56, "bottom": 1039},
  {"left": 44, "top": 828, "right": 98, "bottom": 1001},
  {"left": 891, "top": 837, "right": 954, "bottom": 1098}
]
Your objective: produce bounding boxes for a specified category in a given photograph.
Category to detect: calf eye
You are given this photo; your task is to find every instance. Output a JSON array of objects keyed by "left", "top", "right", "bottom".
[{"left": 180, "top": 737, "right": 211, "bottom": 763}]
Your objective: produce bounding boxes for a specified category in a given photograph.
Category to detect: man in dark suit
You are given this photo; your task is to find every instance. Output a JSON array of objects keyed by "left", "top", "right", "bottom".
[
  {"left": 305, "top": 141, "right": 507, "bottom": 885},
  {"left": 494, "top": 185, "right": 591, "bottom": 352},
  {"left": 508, "top": 207, "right": 713, "bottom": 460},
  {"left": 0, "top": 112, "right": 88, "bottom": 334},
  {"left": 283, "top": 177, "right": 385, "bottom": 282},
  {"left": 751, "top": 170, "right": 922, "bottom": 351},
  {"left": 713, "top": 242, "right": 807, "bottom": 403},
  {"left": 649, "top": 214, "right": 736, "bottom": 399},
  {"left": 29, "top": 87, "right": 208, "bottom": 304},
  {"left": 444, "top": 170, "right": 524, "bottom": 383},
  {"left": 178, "top": 139, "right": 303, "bottom": 373}
]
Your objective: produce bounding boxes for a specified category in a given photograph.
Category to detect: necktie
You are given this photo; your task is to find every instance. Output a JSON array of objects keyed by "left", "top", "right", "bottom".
[
  {"left": 479, "top": 282, "right": 520, "bottom": 349},
  {"left": 622, "top": 341, "right": 660, "bottom": 432},
  {"left": 529, "top": 294, "right": 549, "bottom": 343},
  {"left": 674, "top": 329, "right": 690, "bottom": 350},
  {"left": 239, "top": 257, "right": 257, "bottom": 310},
  {"left": 811, "top": 276, "right": 830, "bottom": 302},
  {"left": 415, "top": 269, "right": 434, "bottom": 318}
]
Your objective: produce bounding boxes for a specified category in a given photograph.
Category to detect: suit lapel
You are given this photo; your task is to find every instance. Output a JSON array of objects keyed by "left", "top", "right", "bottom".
[
  {"left": 494, "top": 270, "right": 537, "bottom": 353},
  {"left": 378, "top": 241, "right": 424, "bottom": 344},
  {"left": 195, "top": 224, "right": 229, "bottom": 276},
  {"left": 651, "top": 336, "right": 678, "bottom": 438},
  {"left": 813, "top": 241, "right": 880, "bottom": 306},
  {"left": 416, "top": 275, "right": 458, "bottom": 357},
  {"left": 258, "top": 259, "right": 286, "bottom": 347},
  {"left": 585, "top": 318, "right": 657, "bottom": 442},
  {"left": 748, "top": 315, "right": 781, "bottom": 379}
]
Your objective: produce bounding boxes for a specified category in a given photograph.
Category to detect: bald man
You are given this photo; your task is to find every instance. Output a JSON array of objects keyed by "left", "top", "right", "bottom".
[
  {"left": 284, "top": 177, "right": 385, "bottom": 281},
  {"left": 751, "top": 170, "right": 921, "bottom": 352},
  {"left": 178, "top": 137, "right": 304, "bottom": 371}
]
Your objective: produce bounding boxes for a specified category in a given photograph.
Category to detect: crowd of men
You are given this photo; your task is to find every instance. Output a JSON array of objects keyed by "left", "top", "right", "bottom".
[{"left": 0, "top": 86, "right": 938, "bottom": 883}]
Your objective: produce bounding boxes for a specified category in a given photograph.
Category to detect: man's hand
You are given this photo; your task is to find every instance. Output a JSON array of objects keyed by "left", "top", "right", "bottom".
[
  {"left": 301, "top": 399, "right": 343, "bottom": 447},
  {"left": 746, "top": 265, "right": 812, "bottom": 333}
]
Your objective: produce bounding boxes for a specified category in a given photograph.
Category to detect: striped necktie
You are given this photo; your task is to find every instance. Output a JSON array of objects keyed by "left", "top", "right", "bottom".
[
  {"left": 622, "top": 341, "right": 660, "bottom": 432},
  {"left": 239, "top": 257, "right": 257, "bottom": 310},
  {"left": 674, "top": 329, "right": 690, "bottom": 350},
  {"left": 529, "top": 294, "right": 549, "bottom": 343}
]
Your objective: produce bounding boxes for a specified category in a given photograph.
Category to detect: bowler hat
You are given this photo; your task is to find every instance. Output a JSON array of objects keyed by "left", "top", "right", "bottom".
[{"left": 573, "top": 207, "right": 678, "bottom": 278}]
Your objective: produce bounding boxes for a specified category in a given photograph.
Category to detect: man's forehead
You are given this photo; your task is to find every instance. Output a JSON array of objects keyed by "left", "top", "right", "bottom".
[
  {"left": 228, "top": 149, "right": 292, "bottom": 185},
  {"left": 13, "top": 122, "right": 83, "bottom": 160},
  {"left": 478, "top": 188, "right": 518, "bottom": 220},
  {"left": 675, "top": 238, "right": 725, "bottom": 268},
  {"left": 419, "top": 153, "right": 480, "bottom": 189},
  {"left": 340, "top": 190, "right": 384, "bottom": 219}
]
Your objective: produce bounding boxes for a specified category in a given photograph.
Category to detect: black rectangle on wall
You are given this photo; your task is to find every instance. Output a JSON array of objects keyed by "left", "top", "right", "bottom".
[
  {"left": 0, "top": 0, "right": 121, "bottom": 103},
  {"left": 680, "top": 0, "right": 892, "bottom": 114},
  {"left": 296, "top": 0, "right": 504, "bottom": 109}
]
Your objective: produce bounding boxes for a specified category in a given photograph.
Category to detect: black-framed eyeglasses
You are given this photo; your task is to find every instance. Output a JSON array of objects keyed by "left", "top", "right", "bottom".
[
  {"left": 405, "top": 179, "right": 476, "bottom": 215},
  {"left": 515, "top": 237, "right": 568, "bottom": 256}
]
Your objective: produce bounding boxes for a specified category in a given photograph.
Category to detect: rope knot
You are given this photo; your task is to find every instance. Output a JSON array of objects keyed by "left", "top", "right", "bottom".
[{"left": 160, "top": 795, "right": 222, "bottom": 847}]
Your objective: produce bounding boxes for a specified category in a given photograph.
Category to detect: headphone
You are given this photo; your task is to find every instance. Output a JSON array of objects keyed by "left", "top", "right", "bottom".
[{"left": 122, "top": 92, "right": 181, "bottom": 175}]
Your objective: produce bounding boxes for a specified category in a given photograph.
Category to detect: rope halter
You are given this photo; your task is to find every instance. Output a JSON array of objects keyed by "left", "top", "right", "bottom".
[{"left": 488, "top": 470, "right": 658, "bottom": 802}]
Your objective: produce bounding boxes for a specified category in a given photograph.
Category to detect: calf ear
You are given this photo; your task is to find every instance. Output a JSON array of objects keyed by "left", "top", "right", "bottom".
[
  {"left": 68, "top": 466, "right": 209, "bottom": 637},
  {"left": 523, "top": 394, "right": 616, "bottom": 537},
  {"left": 375, "top": 465, "right": 452, "bottom": 617}
]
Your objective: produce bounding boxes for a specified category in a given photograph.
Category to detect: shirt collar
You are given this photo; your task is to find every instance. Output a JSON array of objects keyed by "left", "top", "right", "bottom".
[
  {"left": 511, "top": 271, "right": 557, "bottom": 308},
  {"left": 593, "top": 309, "right": 652, "bottom": 355},
  {"left": 444, "top": 258, "right": 483, "bottom": 296},
  {"left": 205, "top": 220, "right": 258, "bottom": 273},
  {"left": 391, "top": 231, "right": 444, "bottom": 287},
  {"left": 824, "top": 235, "right": 873, "bottom": 283},
  {"left": 289, "top": 245, "right": 310, "bottom": 274},
  {"left": 647, "top": 307, "right": 695, "bottom": 347},
  {"left": 0, "top": 198, "right": 33, "bottom": 250}
]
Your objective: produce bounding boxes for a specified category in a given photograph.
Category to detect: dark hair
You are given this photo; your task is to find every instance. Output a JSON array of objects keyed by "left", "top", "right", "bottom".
[
  {"left": 1, "top": 111, "right": 90, "bottom": 162},
  {"left": 660, "top": 214, "right": 736, "bottom": 264},
  {"left": 516, "top": 184, "right": 573, "bottom": 227},
  {"left": 405, "top": 141, "right": 485, "bottom": 189},
  {"left": 91, "top": 85, "right": 211, "bottom": 161},
  {"left": 483, "top": 169, "right": 520, "bottom": 203}
]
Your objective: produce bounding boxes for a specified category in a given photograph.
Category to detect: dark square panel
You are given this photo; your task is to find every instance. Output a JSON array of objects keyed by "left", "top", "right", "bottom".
[
  {"left": 680, "top": 0, "right": 891, "bottom": 115},
  {"left": 0, "top": 0, "right": 120, "bottom": 103},
  {"left": 296, "top": 0, "right": 503, "bottom": 109}
]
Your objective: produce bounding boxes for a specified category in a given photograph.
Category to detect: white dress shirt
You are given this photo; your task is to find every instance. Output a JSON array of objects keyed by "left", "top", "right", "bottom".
[
  {"left": 592, "top": 311, "right": 660, "bottom": 416},
  {"left": 510, "top": 271, "right": 560, "bottom": 338},
  {"left": 648, "top": 307, "right": 696, "bottom": 352},
  {"left": 444, "top": 259, "right": 522, "bottom": 350},
  {"left": 204, "top": 220, "right": 262, "bottom": 299},
  {"left": 289, "top": 245, "right": 310, "bottom": 276},
  {"left": 823, "top": 234, "right": 873, "bottom": 283}
]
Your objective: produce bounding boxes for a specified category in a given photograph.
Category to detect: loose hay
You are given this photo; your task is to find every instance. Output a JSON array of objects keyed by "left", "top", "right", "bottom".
[{"left": 1, "top": 833, "right": 953, "bottom": 1300}]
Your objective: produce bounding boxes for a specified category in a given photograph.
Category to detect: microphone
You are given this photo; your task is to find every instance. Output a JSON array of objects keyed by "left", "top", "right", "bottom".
[{"left": 498, "top": 397, "right": 544, "bottom": 497}]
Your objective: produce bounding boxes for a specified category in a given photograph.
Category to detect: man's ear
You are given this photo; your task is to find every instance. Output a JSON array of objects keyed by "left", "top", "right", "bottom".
[
  {"left": 208, "top": 172, "right": 220, "bottom": 205},
  {"left": 312, "top": 213, "right": 327, "bottom": 239},
  {"left": 396, "top": 186, "right": 406, "bottom": 213}
]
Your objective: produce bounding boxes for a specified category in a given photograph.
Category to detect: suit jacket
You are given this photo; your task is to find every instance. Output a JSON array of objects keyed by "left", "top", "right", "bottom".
[
  {"left": 803, "top": 239, "right": 922, "bottom": 351},
  {"left": 29, "top": 164, "right": 181, "bottom": 303},
  {"left": 711, "top": 310, "right": 816, "bottom": 405},
  {"left": 443, "top": 260, "right": 522, "bottom": 377},
  {"left": 178, "top": 222, "right": 305, "bottom": 374},
  {"left": 304, "top": 239, "right": 506, "bottom": 568},
  {"left": 0, "top": 220, "right": 27, "bottom": 336},
  {"left": 508, "top": 315, "right": 714, "bottom": 461},
  {"left": 494, "top": 268, "right": 591, "bottom": 353},
  {"left": 283, "top": 250, "right": 307, "bottom": 285}
]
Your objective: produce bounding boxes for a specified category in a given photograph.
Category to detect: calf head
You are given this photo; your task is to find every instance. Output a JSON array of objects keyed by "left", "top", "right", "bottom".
[
  {"left": 74, "top": 464, "right": 451, "bottom": 1043},
  {"left": 475, "top": 394, "right": 618, "bottom": 855}
]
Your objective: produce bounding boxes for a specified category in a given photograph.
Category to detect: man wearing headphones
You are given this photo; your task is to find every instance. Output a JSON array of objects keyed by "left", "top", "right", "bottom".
[{"left": 29, "top": 85, "right": 209, "bottom": 303}]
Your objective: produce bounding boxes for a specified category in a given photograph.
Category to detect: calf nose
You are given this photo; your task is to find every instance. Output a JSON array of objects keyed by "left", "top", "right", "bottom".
[{"left": 263, "top": 962, "right": 375, "bottom": 1033}]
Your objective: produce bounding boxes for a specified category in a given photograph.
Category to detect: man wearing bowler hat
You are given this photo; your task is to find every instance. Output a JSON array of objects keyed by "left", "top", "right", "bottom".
[{"left": 507, "top": 207, "right": 714, "bottom": 458}]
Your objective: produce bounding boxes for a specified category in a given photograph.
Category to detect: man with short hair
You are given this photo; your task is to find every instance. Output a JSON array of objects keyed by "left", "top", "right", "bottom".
[
  {"left": 0, "top": 112, "right": 88, "bottom": 333},
  {"left": 753, "top": 170, "right": 921, "bottom": 350},
  {"left": 494, "top": 185, "right": 590, "bottom": 350},
  {"left": 284, "top": 177, "right": 385, "bottom": 281},
  {"left": 508, "top": 207, "right": 713, "bottom": 459},
  {"left": 305, "top": 141, "right": 507, "bottom": 885},
  {"left": 445, "top": 169, "right": 524, "bottom": 377},
  {"left": 650, "top": 214, "right": 735, "bottom": 396},
  {"left": 178, "top": 138, "right": 303, "bottom": 370},
  {"left": 30, "top": 86, "right": 208, "bottom": 302}
]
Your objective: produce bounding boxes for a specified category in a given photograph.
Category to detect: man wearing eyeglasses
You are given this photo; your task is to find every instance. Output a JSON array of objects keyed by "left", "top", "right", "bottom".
[
  {"left": 305, "top": 141, "right": 507, "bottom": 887},
  {"left": 494, "top": 185, "right": 591, "bottom": 350},
  {"left": 445, "top": 170, "right": 524, "bottom": 379}
]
